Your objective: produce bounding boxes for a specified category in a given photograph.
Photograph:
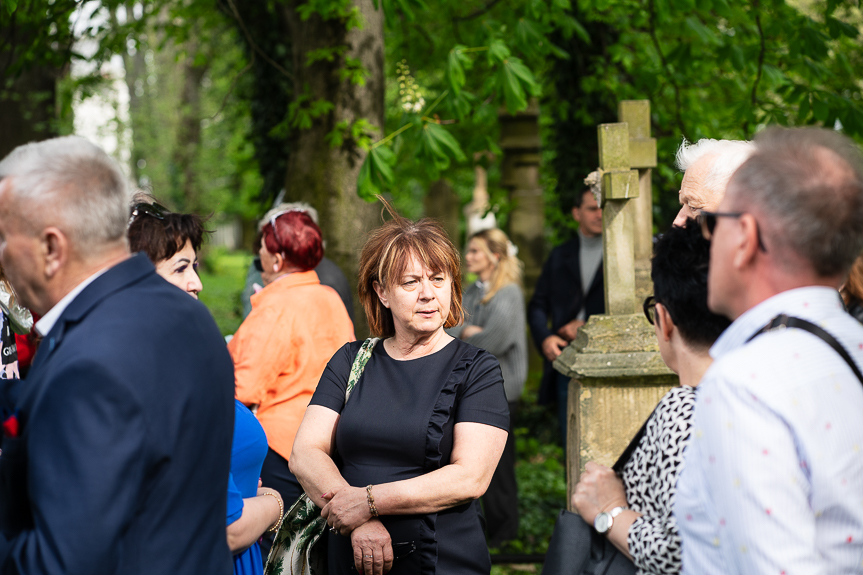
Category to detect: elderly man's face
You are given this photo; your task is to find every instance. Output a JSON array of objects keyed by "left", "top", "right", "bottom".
[
  {"left": 0, "top": 179, "right": 44, "bottom": 313},
  {"left": 674, "top": 154, "right": 721, "bottom": 227}
]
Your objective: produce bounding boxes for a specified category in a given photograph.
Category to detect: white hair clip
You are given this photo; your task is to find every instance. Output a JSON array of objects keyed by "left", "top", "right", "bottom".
[{"left": 507, "top": 241, "right": 519, "bottom": 258}]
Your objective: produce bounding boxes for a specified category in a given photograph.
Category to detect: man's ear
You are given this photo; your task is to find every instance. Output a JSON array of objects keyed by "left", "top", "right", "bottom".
[
  {"left": 372, "top": 280, "right": 389, "bottom": 308},
  {"left": 571, "top": 206, "right": 582, "bottom": 224},
  {"left": 41, "top": 227, "right": 68, "bottom": 279},
  {"left": 734, "top": 213, "right": 761, "bottom": 270},
  {"left": 656, "top": 303, "right": 675, "bottom": 343}
]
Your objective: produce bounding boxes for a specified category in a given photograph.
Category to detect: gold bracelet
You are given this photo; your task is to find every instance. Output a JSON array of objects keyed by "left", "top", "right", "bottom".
[
  {"left": 263, "top": 492, "right": 284, "bottom": 532},
  {"left": 366, "top": 484, "right": 379, "bottom": 517}
]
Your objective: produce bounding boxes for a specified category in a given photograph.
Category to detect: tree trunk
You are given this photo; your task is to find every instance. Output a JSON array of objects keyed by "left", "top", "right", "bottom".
[
  {"left": 0, "top": 65, "right": 58, "bottom": 158},
  {"left": 173, "top": 37, "right": 209, "bottom": 212},
  {"left": 281, "top": 0, "right": 384, "bottom": 338},
  {"left": 0, "top": 9, "right": 63, "bottom": 157}
]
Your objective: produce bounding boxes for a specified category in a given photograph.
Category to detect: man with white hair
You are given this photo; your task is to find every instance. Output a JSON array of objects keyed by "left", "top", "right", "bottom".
[
  {"left": 0, "top": 137, "right": 235, "bottom": 573},
  {"left": 674, "top": 127, "right": 863, "bottom": 573},
  {"left": 673, "top": 138, "right": 755, "bottom": 226}
]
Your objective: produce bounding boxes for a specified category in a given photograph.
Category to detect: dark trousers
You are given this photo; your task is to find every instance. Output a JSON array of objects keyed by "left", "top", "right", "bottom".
[
  {"left": 259, "top": 447, "right": 304, "bottom": 561},
  {"left": 483, "top": 401, "right": 519, "bottom": 548}
]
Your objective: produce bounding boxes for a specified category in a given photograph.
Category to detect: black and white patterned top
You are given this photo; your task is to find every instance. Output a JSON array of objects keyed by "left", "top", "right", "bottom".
[{"left": 622, "top": 385, "right": 696, "bottom": 575}]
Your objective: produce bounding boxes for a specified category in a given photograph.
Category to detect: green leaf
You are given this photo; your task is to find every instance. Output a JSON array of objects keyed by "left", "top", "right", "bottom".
[
  {"left": 515, "top": 19, "right": 545, "bottom": 53},
  {"left": 487, "top": 39, "right": 510, "bottom": 65},
  {"left": 428, "top": 123, "right": 466, "bottom": 162},
  {"left": 730, "top": 45, "right": 745, "bottom": 72},
  {"left": 684, "top": 17, "right": 719, "bottom": 46},
  {"left": 370, "top": 145, "right": 395, "bottom": 184},
  {"left": 357, "top": 155, "right": 380, "bottom": 200},
  {"left": 446, "top": 90, "right": 475, "bottom": 119},
  {"left": 813, "top": 96, "right": 830, "bottom": 122},
  {"left": 5, "top": 0, "right": 17, "bottom": 14},
  {"left": 499, "top": 62, "right": 527, "bottom": 114},
  {"left": 447, "top": 47, "right": 467, "bottom": 95},
  {"left": 357, "top": 146, "right": 396, "bottom": 200},
  {"left": 419, "top": 122, "right": 466, "bottom": 171}
]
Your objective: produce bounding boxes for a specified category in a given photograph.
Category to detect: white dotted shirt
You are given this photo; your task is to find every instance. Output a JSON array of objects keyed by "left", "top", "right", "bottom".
[{"left": 675, "top": 287, "right": 863, "bottom": 574}]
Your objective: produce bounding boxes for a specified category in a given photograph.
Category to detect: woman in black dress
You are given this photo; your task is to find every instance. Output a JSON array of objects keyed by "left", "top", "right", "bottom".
[{"left": 290, "top": 201, "right": 510, "bottom": 575}]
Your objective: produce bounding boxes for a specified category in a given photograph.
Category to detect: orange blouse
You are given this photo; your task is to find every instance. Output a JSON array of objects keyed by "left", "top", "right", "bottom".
[{"left": 228, "top": 270, "right": 355, "bottom": 461}]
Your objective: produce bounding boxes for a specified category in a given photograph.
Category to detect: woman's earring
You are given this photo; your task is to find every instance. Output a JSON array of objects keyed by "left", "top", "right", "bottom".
[{"left": 273, "top": 264, "right": 279, "bottom": 272}]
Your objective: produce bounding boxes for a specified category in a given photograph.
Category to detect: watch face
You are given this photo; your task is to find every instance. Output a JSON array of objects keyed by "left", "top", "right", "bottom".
[{"left": 594, "top": 512, "right": 611, "bottom": 533}]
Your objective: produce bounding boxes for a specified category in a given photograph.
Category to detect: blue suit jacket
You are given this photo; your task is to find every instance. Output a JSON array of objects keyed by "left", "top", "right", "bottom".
[
  {"left": 0, "top": 254, "right": 235, "bottom": 574},
  {"left": 527, "top": 236, "right": 605, "bottom": 404}
]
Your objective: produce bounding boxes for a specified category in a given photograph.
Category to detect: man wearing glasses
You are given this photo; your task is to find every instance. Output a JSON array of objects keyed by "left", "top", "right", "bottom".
[
  {"left": 673, "top": 138, "right": 755, "bottom": 227},
  {"left": 674, "top": 127, "right": 863, "bottom": 574}
]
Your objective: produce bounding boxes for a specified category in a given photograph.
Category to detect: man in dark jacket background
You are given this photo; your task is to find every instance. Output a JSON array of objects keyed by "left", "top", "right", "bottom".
[{"left": 528, "top": 188, "right": 605, "bottom": 446}]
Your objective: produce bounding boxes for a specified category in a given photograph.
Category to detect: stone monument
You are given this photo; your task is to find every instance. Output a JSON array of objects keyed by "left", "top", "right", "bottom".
[{"left": 553, "top": 109, "right": 677, "bottom": 510}]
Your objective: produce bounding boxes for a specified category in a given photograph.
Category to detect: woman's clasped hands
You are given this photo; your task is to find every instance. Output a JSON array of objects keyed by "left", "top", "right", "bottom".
[{"left": 322, "top": 486, "right": 393, "bottom": 575}]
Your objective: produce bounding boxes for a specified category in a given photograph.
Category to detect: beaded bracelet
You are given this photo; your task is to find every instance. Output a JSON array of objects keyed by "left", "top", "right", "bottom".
[
  {"left": 263, "top": 492, "right": 284, "bottom": 532},
  {"left": 366, "top": 484, "right": 379, "bottom": 517}
]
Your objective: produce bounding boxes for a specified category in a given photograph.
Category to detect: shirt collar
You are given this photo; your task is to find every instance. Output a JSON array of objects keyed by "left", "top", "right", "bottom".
[
  {"left": 710, "top": 286, "right": 845, "bottom": 360},
  {"left": 35, "top": 267, "right": 111, "bottom": 337}
]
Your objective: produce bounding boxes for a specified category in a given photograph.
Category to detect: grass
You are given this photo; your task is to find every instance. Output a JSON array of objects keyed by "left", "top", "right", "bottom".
[{"left": 197, "top": 247, "right": 253, "bottom": 336}]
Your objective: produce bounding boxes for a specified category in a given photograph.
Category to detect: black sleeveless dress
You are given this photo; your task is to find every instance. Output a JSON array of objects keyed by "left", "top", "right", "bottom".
[{"left": 309, "top": 338, "right": 510, "bottom": 575}]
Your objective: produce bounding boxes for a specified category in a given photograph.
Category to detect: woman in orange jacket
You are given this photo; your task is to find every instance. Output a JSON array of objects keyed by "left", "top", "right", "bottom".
[{"left": 228, "top": 209, "right": 355, "bottom": 553}]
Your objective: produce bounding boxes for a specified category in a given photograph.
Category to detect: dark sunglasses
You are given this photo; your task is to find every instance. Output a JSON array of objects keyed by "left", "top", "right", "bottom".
[
  {"left": 697, "top": 210, "right": 768, "bottom": 252},
  {"left": 643, "top": 296, "right": 657, "bottom": 326},
  {"left": 129, "top": 202, "right": 168, "bottom": 226}
]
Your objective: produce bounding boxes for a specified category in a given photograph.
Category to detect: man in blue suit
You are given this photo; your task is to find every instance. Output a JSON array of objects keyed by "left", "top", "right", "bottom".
[
  {"left": 528, "top": 189, "right": 605, "bottom": 446},
  {"left": 0, "top": 137, "right": 235, "bottom": 574}
]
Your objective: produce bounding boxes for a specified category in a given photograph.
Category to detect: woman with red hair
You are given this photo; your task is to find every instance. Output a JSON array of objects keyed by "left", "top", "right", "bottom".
[{"left": 229, "top": 209, "right": 355, "bottom": 555}]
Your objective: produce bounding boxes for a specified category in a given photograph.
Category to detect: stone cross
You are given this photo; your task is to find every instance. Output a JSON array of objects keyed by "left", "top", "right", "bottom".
[
  {"left": 596, "top": 123, "right": 639, "bottom": 315},
  {"left": 555, "top": 105, "right": 677, "bottom": 510},
  {"left": 618, "top": 101, "right": 657, "bottom": 302}
]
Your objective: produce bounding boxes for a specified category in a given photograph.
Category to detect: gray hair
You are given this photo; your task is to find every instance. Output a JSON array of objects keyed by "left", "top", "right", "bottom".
[
  {"left": 729, "top": 127, "right": 863, "bottom": 277},
  {"left": 676, "top": 138, "right": 756, "bottom": 196},
  {"left": 259, "top": 202, "right": 319, "bottom": 230},
  {"left": 0, "top": 136, "right": 129, "bottom": 255}
]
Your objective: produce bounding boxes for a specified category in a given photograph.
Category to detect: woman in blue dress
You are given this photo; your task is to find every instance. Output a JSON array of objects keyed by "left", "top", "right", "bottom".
[{"left": 128, "top": 199, "right": 282, "bottom": 574}]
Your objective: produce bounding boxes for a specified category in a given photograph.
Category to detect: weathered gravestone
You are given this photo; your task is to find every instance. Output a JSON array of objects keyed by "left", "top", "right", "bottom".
[{"left": 553, "top": 106, "right": 678, "bottom": 510}]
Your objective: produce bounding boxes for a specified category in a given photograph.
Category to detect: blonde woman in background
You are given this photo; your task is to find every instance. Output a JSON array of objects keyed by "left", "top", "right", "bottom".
[{"left": 446, "top": 228, "right": 527, "bottom": 548}]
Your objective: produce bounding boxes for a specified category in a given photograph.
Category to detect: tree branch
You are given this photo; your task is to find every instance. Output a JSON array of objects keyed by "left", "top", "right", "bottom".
[
  {"left": 210, "top": 52, "right": 254, "bottom": 120},
  {"left": 647, "top": 0, "right": 689, "bottom": 142},
  {"left": 225, "top": 0, "right": 293, "bottom": 81},
  {"left": 747, "top": 9, "right": 766, "bottom": 137},
  {"left": 453, "top": 0, "right": 504, "bottom": 22}
]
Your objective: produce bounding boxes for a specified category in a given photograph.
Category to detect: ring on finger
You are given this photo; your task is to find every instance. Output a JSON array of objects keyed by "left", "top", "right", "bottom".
[{"left": 364, "top": 555, "right": 373, "bottom": 558}]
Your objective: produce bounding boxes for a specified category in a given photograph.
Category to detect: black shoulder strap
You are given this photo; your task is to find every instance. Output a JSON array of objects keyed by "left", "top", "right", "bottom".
[
  {"left": 612, "top": 406, "right": 656, "bottom": 474},
  {"left": 746, "top": 314, "right": 863, "bottom": 386}
]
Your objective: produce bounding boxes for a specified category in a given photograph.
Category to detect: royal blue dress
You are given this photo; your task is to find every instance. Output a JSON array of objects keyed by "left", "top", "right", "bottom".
[{"left": 227, "top": 399, "right": 270, "bottom": 575}]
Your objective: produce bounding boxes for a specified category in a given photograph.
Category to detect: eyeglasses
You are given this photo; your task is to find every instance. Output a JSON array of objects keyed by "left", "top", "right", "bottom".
[
  {"left": 253, "top": 257, "right": 263, "bottom": 273},
  {"left": 643, "top": 296, "right": 657, "bottom": 325},
  {"left": 129, "top": 202, "right": 168, "bottom": 226},
  {"left": 697, "top": 210, "right": 768, "bottom": 252}
]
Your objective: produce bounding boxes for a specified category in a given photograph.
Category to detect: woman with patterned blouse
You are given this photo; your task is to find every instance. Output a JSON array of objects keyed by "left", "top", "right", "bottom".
[{"left": 571, "top": 219, "right": 731, "bottom": 575}]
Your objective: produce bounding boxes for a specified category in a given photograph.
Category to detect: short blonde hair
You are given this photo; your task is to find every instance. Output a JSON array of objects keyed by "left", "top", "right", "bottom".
[{"left": 358, "top": 199, "right": 464, "bottom": 338}]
